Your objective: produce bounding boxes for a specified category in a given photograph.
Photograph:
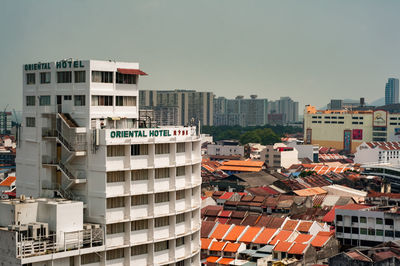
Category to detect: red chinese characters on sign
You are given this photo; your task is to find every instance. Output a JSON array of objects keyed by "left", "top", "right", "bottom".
[{"left": 173, "top": 130, "right": 189, "bottom": 136}]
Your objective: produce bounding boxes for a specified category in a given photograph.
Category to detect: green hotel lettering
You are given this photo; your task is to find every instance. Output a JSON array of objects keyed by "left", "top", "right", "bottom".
[
  {"left": 24, "top": 60, "right": 84, "bottom": 71},
  {"left": 56, "top": 60, "right": 84, "bottom": 69},
  {"left": 110, "top": 130, "right": 171, "bottom": 138}
]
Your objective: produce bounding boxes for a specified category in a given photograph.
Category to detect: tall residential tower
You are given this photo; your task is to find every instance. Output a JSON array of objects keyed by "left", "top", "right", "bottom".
[{"left": 385, "top": 78, "right": 399, "bottom": 105}]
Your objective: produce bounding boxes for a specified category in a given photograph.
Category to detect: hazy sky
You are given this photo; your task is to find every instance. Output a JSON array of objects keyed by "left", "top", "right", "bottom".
[{"left": 2, "top": 0, "right": 400, "bottom": 111}]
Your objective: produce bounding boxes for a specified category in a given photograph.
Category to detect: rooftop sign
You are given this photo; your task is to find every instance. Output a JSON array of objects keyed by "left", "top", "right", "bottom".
[{"left": 24, "top": 60, "right": 84, "bottom": 71}]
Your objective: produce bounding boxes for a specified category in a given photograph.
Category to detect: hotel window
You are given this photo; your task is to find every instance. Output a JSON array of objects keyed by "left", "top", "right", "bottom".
[
  {"left": 81, "top": 253, "right": 100, "bottom": 264},
  {"left": 40, "top": 72, "right": 51, "bottom": 84},
  {"left": 131, "top": 169, "right": 148, "bottom": 181},
  {"left": 131, "top": 244, "right": 148, "bottom": 256},
  {"left": 74, "top": 71, "right": 85, "bottom": 83},
  {"left": 92, "top": 71, "right": 113, "bottom": 83},
  {"left": 26, "top": 73, "right": 35, "bottom": 84},
  {"left": 106, "top": 223, "right": 125, "bottom": 234},
  {"left": 376, "top": 229, "right": 384, "bottom": 236},
  {"left": 376, "top": 218, "right": 383, "bottom": 224},
  {"left": 116, "top": 96, "right": 136, "bottom": 106},
  {"left": 116, "top": 72, "right": 137, "bottom": 84},
  {"left": 131, "top": 220, "right": 148, "bottom": 231},
  {"left": 154, "top": 240, "right": 169, "bottom": 252},
  {"left": 336, "top": 215, "right": 343, "bottom": 221},
  {"left": 74, "top": 95, "right": 85, "bottom": 106},
  {"left": 385, "top": 230, "right": 394, "bottom": 237},
  {"left": 351, "top": 216, "right": 358, "bottom": 223},
  {"left": 155, "top": 217, "right": 169, "bottom": 227},
  {"left": 385, "top": 218, "right": 394, "bottom": 225},
  {"left": 176, "top": 213, "right": 185, "bottom": 223},
  {"left": 176, "top": 237, "right": 185, "bottom": 247},
  {"left": 91, "top": 95, "right": 113, "bottom": 106},
  {"left": 155, "top": 192, "right": 169, "bottom": 203},
  {"left": 176, "top": 190, "right": 185, "bottom": 200},
  {"left": 26, "top": 96, "right": 35, "bottom": 106},
  {"left": 106, "top": 248, "right": 124, "bottom": 261},
  {"left": 131, "top": 144, "right": 148, "bottom": 155},
  {"left": 39, "top": 95, "right": 51, "bottom": 106},
  {"left": 360, "top": 217, "right": 366, "bottom": 223},
  {"left": 368, "top": 228, "right": 375, "bottom": 235},
  {"left": 57, "top": 71, "right": 72, "bottom": 83},
  {"left": 360, "top": 228, "right": 367, "bottom": 235},
  {"left": 106, "top": 197, "right": 125, "bottom": 209},
  {"left": 107, "top": 171, "right": 125, "bottom": 183},
  {"left": 177, "top": 143, "right": 185, "bottom": 153},
  {"left": 107, "top": 145, "right": 125, "bottom": 157},
  {"left": 155, "top": 168, "right": 170, "bottom": 179},
  {"left": 176, "top": 166, "right": 185, "bottom": 176},
  {"left": 131, "top": 195, "right": 148, "bottom": 206},
  {"left": 26, "top": 117, "right": 35, "bottom": 127},
  {"left": 155, "top": 143, "right": 170, "bottom": 154},
  {"left": 64, "top": 95, "right": 72, "bottom": 100}
]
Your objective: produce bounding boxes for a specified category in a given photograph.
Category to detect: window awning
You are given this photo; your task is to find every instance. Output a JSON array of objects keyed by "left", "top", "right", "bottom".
[{"left": 117, "top": 68, "right": 148, "bottom": 75}]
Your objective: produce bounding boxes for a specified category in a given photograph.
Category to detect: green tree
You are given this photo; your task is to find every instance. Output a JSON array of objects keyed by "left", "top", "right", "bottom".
[{"left": 240, "top": 131, "right": 261, "bottom": 144}]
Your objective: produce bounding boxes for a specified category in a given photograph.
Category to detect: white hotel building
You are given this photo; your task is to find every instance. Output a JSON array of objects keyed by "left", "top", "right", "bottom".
[{"left": 13, "top": 59, "right": 201, "bottom": 265}]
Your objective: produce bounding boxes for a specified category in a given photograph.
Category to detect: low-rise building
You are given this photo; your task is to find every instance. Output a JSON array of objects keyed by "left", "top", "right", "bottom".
[
  {"left": 335, "top": 204, "right": 400, "bottom": 247},
  {"left": 207, "top": 140, "right": 244, "bottom": 157},
  {"left": 260, "top": 144, "right": 299, "bottom": 169},
  {"left": 355, "top": 141, "right": 400, "bottom": 164},
  {"left": 0, "top": 197, "right": 104, "bottom": 266}
]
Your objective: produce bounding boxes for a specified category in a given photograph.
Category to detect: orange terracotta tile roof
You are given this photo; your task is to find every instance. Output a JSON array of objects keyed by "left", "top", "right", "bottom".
[
  {"left": 0, "top": 176, "right": 16, "bottom": 187},
  {"left": 297, "top": 221, "right": 313, "bottom": 232},
  {"left": 317, "top": 231, "right": 335, "bottom": 237},
  {"left": 201, "top": 238, "right": 213, "bottom": 249},
  {"left": 269, "top": 230, "right": 293, "bottom": 245},
  {"left": 253, "top": 228, "right": 278, "bottom": 244},
  {"left": 223, "top": 242, "right": 241, "bottom": 253},
  {"left": 222, "top": 160, "right": 264, "bottom": 167},
  {"left": 282, "top": 220, "right": 299, "bottom": 231},
  {"left": 238, "top": 226, "right": 263, "bottom": 243},
  {"left": 223, "top": 225, "right": 246, "bottom": 241},
  {"left": 206, "top": 256, "right": 220, "bottom": 263},
  {"left": 218, "top": 258, "right": 234, "bottom": 265},
  {"left": 288, "top": 243, "right": 308, "bottom": 254},
  {"left": 273, "top": 241, "right": 293, "bottom": 252},
  {"left": 218, "top": 166, "right": 262, "bottom": 172},
  {"left": 209, "top": 241, "right": 227, "bottom": 251},
  {"left": 311, "top": 235, "right": 331, "bottom": 248},
  {"left": 293, "top": 187, "right": 327, "bottom": 196},
  {"left": 294, "top": 234, "right": 313, "bottom": 243},
  {"left": 209, "top": 224, "right": 231, "bottom": 240}
]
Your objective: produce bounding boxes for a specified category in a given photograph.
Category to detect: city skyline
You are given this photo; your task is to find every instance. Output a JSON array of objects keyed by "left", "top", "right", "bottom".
[{"left": 2, "top": 0, "right": 400, "bottom": 111}]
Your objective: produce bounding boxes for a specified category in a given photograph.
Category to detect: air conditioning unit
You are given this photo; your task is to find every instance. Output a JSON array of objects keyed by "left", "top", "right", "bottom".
[
  {"left": 83, "top": 223, "right": 92, "bottom": 230},
  {"left": 36, "top": 222, "right": 49, "bottom": 238},
  {"left": 28, "top": 223, "right": 42, "bottom": 240}
]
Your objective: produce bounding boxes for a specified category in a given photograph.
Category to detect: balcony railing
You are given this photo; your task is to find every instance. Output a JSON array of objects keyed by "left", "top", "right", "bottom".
[{"left": 16, "top": 227, "right": 104, "bottom": 259}]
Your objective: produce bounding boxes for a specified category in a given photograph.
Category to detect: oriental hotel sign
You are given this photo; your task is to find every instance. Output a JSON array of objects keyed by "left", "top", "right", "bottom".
[
  {"left": 24, "top": 60, "right": 85, "bottom": 71},
  {"left": 110, "top": 129, "right": 191, "bottom": 139}
]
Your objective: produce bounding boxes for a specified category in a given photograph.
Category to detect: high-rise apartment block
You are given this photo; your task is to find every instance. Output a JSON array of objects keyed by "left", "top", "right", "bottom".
[
  {"left": 214, "top": 95, "right": 298, "bottom": 126},
  {"left": 139, "top": 90, "right": 213, "bottom": 126},
  {"left": 385, "top": 78, "right": 399, "bottom": 105},
  {"left": 0, "top": 111, "right": 13, "bottom": 135},
  {"left": 13, "top": 59, "right": 202, "bottom": 265}
]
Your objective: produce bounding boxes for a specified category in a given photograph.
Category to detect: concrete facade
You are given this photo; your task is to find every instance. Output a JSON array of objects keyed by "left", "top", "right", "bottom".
[{"left": 15, "top": 59, "right": 201, "bottom": 265}]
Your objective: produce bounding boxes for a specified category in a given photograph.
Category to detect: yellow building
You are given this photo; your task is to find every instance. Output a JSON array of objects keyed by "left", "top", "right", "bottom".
[{"left": 303, "top": 105, "right": 400, "bottom": 153}]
